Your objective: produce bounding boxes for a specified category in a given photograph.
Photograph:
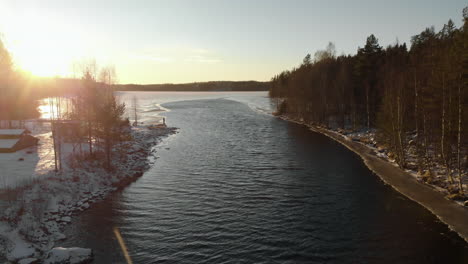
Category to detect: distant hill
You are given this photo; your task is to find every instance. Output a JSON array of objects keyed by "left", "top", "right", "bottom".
[
  {"left": 115, "top": 81, "right": 270, "bottom": 92},
  {"left": 31, "top": 78, "right": 270, "bottom": 98}
]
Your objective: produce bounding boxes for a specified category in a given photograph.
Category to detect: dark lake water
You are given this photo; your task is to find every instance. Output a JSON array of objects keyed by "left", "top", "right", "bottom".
[{"left": 64, "top": 95, "right": 468, "bottom": 263}]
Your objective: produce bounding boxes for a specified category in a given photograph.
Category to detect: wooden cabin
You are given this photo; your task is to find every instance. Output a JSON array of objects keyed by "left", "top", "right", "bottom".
[{"left": 0, "top": 129, "right": 39, "bottom": 153}]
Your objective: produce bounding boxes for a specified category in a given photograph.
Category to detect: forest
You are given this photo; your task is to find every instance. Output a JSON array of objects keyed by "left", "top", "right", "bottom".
[
  {"left": 270, "top": 8, "right": 467, "bottom": 193},
  {"left": 115, "top": 81, "right": 270, "bottom": 92}
]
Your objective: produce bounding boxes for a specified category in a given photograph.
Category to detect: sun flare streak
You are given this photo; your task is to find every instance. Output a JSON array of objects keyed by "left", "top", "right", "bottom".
[{"left": 113, "top": 227, "right": 134, "bottom": 264}]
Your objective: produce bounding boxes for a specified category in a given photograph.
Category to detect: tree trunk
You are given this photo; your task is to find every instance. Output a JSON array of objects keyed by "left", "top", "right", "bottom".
[
  {"left": 105, "top": 130, "right": 112, "bottom": 171},
  {"left": 441, "top": 74, "right": 454, "bottom": 183},
  {"left": 397, "top": 88, "right": 405, "bottom": 167},
  {"left": 87, "top": 111, "right": 93, "bottom": 156},
  {"left": 366, "top": 84, "right": 370, "bottom": 131},
  {"left": 49, "top": 98, "right": 58, "bottom": 172},
  {"left": 422, "top": 108, "right": 431, "bottom": 172},
  {"left": 457, "top": 75, "right": 463, "bottom": 193}
]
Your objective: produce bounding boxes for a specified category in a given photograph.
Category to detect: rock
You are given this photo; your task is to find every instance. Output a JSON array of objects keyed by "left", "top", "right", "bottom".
[
  {"left": 61, "top": 216, "right": 71, "bottom": 223},
  {"left": 464, "top": 200, "right": 468, "bottom": 207},
  {"left": 18, "top": 258, "right": 40, "bottom": 264},
  {"left": 44, "top": 247, "right": 93, "bottom": 264}
]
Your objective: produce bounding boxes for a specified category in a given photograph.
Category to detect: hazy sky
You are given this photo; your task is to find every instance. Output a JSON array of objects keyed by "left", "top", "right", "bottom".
[{"left": 0, "top": 0, "right": 466, "bottom": 84}]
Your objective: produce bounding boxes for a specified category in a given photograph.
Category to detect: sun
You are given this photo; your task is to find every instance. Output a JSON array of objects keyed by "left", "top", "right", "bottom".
[
  {"left": 12, "top": 42, "right": 72, "bottom": 77},
  {"left": 1, "top": 7, "right": 82, "bottom": 78},
  {"left": 11, "top": 42, "right": 69, "bottom": 77}
]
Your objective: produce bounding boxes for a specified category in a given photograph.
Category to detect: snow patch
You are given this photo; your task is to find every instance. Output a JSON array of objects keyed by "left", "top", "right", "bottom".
[
  {"left": 18, "top": 258, "right": 40, "bottom": 264},
  {"left": 43, "top": 247, "right": 92, "bottom": 264}
]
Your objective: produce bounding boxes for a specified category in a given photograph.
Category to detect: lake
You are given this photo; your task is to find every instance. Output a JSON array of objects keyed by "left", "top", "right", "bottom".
[{"left": 63, "top": 91, "right": 468, "bottom": 263}]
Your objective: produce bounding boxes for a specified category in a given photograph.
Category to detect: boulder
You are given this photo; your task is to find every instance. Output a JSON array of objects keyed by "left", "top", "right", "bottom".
[{"left": 44, "top": 247, "right": 93, "bottom": 264}]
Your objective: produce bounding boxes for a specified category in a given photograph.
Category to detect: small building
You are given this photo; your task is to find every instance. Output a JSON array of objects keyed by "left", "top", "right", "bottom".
[{"left": 0, "top": 129, "right": 39, "bottom": 153}]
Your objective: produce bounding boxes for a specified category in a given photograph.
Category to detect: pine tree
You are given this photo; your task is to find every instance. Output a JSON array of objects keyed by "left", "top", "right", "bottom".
[{"left": 355, "top": 34, "right": 383, "bottom": 130}]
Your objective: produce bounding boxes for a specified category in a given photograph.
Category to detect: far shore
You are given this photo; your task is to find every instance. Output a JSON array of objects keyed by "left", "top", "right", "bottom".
[{"left": 278, "top": 115, "right": 468, "bottom": 244}]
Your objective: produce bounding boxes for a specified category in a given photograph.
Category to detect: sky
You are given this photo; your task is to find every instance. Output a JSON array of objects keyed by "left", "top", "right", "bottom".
[{"left": 0, "top": 0, "right": 466, "bottom": 84}]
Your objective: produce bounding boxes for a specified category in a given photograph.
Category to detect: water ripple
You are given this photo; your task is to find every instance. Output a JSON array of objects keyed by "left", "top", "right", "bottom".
[{"left": 64, "top": 97, "right": 468, "bottom": 264}]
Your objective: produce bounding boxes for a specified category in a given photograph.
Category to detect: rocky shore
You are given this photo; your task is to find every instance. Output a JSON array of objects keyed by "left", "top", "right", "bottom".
[{"left": 0, "top": 126, "right": 177, "bottom": 263}]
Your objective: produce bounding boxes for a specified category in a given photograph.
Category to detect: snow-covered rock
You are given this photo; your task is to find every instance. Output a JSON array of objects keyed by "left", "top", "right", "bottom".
[
  {"left": 44, "top": 247, "right": 93, "bottom": 264},
  {"left": 4, "top": 229, "right": 37, "bottom": 261},
  {"left": 18, "top": 258, "right": 40, "bottom": 264},
  {"left": 60, "top": 216, "right": 71, "bottom": 223}
]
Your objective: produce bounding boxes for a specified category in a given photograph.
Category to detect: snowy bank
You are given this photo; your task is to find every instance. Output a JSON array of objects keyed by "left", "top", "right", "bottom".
[
  {"left": 0, "top": 121, "right": 56, "bottom": 190},
  {"left": 277, "top": 114, "right": 468, "bottom": 244},
  {"left": 43, "top": 247, "right": 92, "bottom": 264},
  {"left": 0, "top": 125, "right": 177, "bottom": 262}
]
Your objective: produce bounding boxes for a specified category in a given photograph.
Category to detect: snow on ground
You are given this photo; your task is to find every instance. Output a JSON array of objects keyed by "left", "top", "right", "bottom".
[
  {"left": 0, "top": 223, "right": 36, "bottom": 261},
  {"left": 0, "top": 129, "right": 25, "bottom": 135},
  {"left": 18, "top": 258, "right": 39, "bottom": 264},
  {"left": 0, "top": 139, "right": 18, "bottom": 148},
  {"left": 338, "top": 129, "right": 467, "bottom": 198},
  {"left": 278, "top": 114, "right": 467, "bottom": 206},
  {"left": 0, "top": 124, "right": 177, "bottom": 262},
  {"left": 0, "top": 121, "right": 55, "bottom": 190}
]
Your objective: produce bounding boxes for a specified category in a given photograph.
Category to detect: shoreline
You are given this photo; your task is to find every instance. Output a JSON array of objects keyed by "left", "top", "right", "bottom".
[
  {"left": 278, "top": 115, "right": 468, "bottom": 244},
  {"left": 0, "top": 125, "right": 178, "bottom": 262}
]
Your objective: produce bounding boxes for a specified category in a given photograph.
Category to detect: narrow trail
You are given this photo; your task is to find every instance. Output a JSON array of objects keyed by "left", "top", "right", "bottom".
[{"left": 303, "top": 123, "right": 468, "bottom": 244}]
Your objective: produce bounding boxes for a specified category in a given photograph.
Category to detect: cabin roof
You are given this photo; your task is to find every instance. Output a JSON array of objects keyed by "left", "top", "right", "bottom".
[
  {"left": 0, "top": 139, "right": 19, "bottom": 148},
  {"left": 0, "top": 129, "right": 25, "bottom": 136}
]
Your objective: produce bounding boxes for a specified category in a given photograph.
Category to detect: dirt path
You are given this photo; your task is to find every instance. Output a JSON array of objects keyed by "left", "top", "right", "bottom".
[{"left": 309, "top": 126, "right": 468, "bottom": 243}]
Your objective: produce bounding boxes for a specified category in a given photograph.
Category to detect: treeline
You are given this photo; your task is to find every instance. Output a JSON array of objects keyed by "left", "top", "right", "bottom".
[
  {"left": 116, "top": 81, "right": 270, "bottom": 92},
  {"left": 270, "top": 8, "right": 467, "bottom": 191},
  {"left": 0, "top": 39, "right": 39, "bottom": 124},
  {"left": 22, "top": 80, "right": 270, "bottom": 98}
]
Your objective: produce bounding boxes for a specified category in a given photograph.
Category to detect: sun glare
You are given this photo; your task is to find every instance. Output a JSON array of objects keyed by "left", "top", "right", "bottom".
[
  {"left": 13, "top": 44, "right": 71, "bottom": 77},
  {"left": 1, "top": 8, "right": 84, "bottom": 78}
]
